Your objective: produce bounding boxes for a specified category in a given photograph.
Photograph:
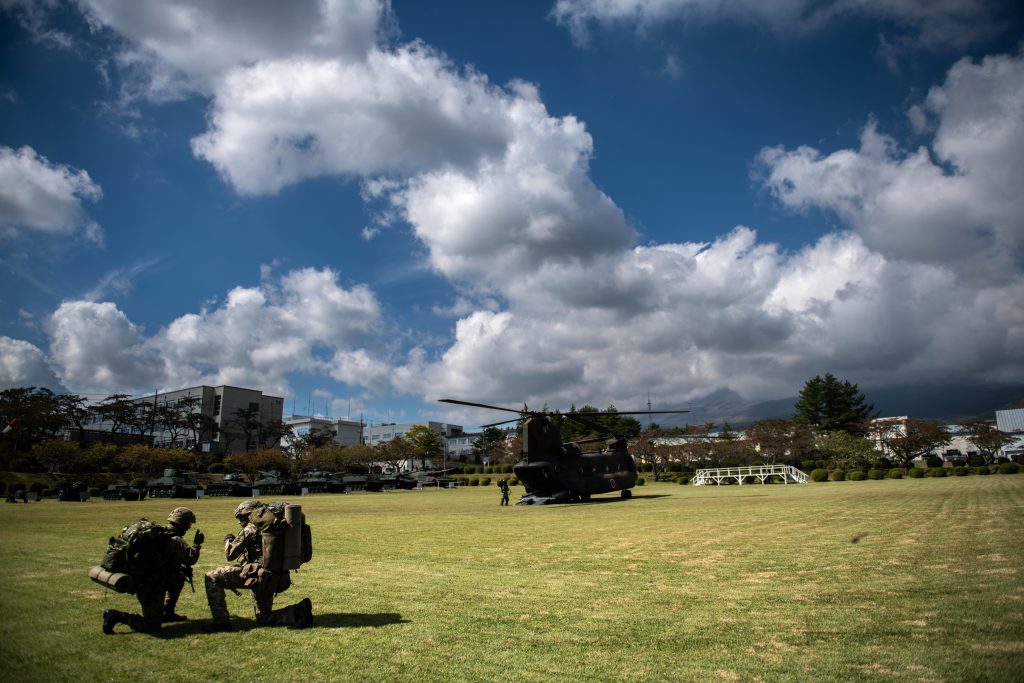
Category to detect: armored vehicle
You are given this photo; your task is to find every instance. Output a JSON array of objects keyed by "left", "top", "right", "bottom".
[
  {"left": 205, "top": 472, "right": 253, "bottom": 497},
  {"left": 252, "top": 470, "right": 302, "bottom": 496},
  {"left": 147, "top": 469, "right": 201, "bottom": 499},
  {"left": 297, "top": 470, "right": 346, "bottom": 494}
]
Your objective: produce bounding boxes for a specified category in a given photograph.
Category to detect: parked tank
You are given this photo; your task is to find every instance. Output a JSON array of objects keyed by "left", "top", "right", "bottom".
[
  {"left": 147, "top": 469, "right": 200, "bottom": 499},
  {"left": 101, "top": 483, "right": 146, "bottom": 501},
  {"left": 57, "top": 480, "right": 89, "bottom": 501},
  {"left": 297, "top": 470, "right": 346, "bottom": 494},
  {"left": 252, "top": 470, "right": 302, "bottom": 496},
  {"left": 205, "top": 472, "right": 253, "bottom": 497}
]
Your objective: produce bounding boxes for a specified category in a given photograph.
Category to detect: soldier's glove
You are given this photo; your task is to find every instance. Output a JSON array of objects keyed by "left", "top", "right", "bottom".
[
  {"left": 193, "top": 529, "right": 204, "bottom": 546},
  {"left": 224, "top": 533, "right": 235, "bottom": 543}
]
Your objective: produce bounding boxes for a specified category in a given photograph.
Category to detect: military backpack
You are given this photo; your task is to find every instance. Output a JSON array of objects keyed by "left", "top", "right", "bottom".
[
  {"left": 100, "top": 518, "right": 175, "bottom": 578},
  {"left": 249, "top": 502, "right": 312, "bottom": 572}
]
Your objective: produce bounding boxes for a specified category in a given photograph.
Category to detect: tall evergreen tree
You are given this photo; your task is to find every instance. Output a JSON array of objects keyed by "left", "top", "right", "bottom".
[{"left": 792, "top": 373, "right": 875, "bottom": 434}]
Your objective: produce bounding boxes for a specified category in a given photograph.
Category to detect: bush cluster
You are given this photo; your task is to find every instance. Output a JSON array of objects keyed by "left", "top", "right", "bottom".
[
  {"left": 847, "top": 470, "right": 866, "bottom": 481},
  {"left": 829, "top": 469, "right": 846, "bottom": 482},
  {"left": 810, "top": 468, "right": 829, "bottom": 482},
  {"left": 997, "top": 462, "right": 1020, "bottom": 474},
  {"left": 907, "top": 468, "right": 925, "bottom": 478},
  {"left": 887, "top": 468, "right": 904, "bottom": 479},
  {"left": 867, "top": 469, "right": 884, "bottom": 480},
  {"left": 928, "top": 467, "right": 947, "bottom": 478}
]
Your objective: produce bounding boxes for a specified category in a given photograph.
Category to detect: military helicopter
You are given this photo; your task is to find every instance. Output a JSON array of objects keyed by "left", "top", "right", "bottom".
[{"left": 439, "top": 399, "right": 688, "bottom": 505}]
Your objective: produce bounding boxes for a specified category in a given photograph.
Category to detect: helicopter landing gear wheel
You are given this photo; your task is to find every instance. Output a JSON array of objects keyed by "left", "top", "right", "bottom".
[{"left": 621, "top": 489, "right": 632, "bottom": 499}]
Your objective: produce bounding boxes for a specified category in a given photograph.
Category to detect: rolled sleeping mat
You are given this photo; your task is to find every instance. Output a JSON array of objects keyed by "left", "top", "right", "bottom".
[
  {"left": 283, "top": 504, "right": 303, "bottom": 570},
  {"left": 89, "top": 565, "right": 135, "bottom": 594}
]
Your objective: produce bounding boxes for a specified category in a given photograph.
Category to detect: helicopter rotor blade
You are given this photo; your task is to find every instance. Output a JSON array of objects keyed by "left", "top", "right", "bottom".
[
  {"left": 480, "top": 417, "right": 524, "bottom": 428},
  {"left": 438, "top": 398, "right": 526, "bottom": 415}
]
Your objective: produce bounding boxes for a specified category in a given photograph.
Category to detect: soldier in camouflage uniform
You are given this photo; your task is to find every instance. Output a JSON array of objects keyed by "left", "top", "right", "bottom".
[
  {"left": 102, "top": 507, "right": 203, "bottom": 634},
  {"left": 203, "top": 500, "right": 313, "bottom": 632}
]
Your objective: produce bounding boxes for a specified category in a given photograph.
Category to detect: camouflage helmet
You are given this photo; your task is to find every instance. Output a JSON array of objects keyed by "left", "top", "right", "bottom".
[
  {"left": 167, "top": 507, "right": 196, "bottom": 527},
  {"left": 233, "top": 500, "right": 262, "bottom": 520}
]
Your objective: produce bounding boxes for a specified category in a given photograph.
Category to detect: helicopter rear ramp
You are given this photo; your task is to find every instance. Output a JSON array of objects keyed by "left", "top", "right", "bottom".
[{"left": 691, "top": 464, "right": 808, "bottom": 486}]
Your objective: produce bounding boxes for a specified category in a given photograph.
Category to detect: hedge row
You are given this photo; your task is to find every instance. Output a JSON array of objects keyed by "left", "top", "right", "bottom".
[{"left": 809, "top": 462, "right": 1019, "bottom": 481}]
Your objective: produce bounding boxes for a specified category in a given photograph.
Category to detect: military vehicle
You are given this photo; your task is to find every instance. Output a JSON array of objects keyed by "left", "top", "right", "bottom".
[
  {"left": 440, "top": 399, "right": 688, "bottom": 505},
  {"left": 101, "top": 483, "right": 146, "bottom": 501},
  {"left": 405, "top": 468, "right": 458, "bottom": 488},
  {"left": 147, "top": 469, "right": 201, "bottom": 499},
  {"left": 57, "top": 480, "right": 89, "bottom": 501},
  {"left": 297, "top": 470, "right": 346, "bottom": 494},
  {"left": 252, "top": 470, "right": 302, "bottom": 496},
  {"left": 205, "top": 472, "right": 253, "bottom": 497},
  {"left": 377, "top": 468, "right": 418, "bottom": 490}
]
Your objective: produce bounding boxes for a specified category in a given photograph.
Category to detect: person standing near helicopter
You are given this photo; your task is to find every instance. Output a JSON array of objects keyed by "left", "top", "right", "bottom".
[{"left": 498, "top": 478, "right": 510, "bottom": 506}]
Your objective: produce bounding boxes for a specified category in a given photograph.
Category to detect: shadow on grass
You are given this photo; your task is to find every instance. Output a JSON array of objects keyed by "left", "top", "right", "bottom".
[{"left": 145, "top": 612, "right": 408, "bottom": 638}]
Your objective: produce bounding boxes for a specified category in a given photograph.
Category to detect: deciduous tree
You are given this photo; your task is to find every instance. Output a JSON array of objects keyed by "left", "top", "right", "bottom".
[{"left": 958, "top": 420, "right": 1016, "bottom": 465}]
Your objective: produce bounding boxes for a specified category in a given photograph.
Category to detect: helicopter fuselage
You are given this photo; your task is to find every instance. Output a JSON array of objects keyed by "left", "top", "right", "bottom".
[{"left": 514, "top": 449, "right": 637, "bottom": 502}]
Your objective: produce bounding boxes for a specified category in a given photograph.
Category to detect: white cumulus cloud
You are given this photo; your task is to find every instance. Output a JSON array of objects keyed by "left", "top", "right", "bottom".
[
  {"left": 550, "top": 0, "right": 1009, "bottom": 50},
  {"left": 0, "top": 145, "right": 103, "bottom": 243}
]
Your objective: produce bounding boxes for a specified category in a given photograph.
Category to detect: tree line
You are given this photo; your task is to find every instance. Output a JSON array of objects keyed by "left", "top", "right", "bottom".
[{"left": 630, "top": 373, "right": 1018, "bottom": 479}]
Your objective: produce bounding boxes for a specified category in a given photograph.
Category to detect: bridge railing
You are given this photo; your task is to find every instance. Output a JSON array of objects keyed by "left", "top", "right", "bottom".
[{"left": 691, "top": 464, "right": 808, "bottom": 486}]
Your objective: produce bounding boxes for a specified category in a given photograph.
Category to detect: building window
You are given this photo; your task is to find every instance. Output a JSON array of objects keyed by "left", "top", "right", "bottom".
[{"left": 213, "top": 395, "right": 222, "bottom": 416}]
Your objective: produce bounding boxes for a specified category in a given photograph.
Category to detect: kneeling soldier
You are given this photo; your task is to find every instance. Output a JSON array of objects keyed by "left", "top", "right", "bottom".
[
  {"left": 204, "top": 500, "right": 312, "bottom": 632},
  {"left": 103, "top": 507, "right": 203, "bottom": 634}
]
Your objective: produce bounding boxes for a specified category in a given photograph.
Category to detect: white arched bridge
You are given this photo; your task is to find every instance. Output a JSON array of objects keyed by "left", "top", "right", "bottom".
[{"left": 691, "top": 464, "right": 809, "bottom": 486}]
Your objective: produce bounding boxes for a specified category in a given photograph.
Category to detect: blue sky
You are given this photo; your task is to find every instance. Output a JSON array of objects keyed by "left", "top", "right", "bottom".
[{"left": 1, "top": 0, "right": 1022, "bottom": 430}]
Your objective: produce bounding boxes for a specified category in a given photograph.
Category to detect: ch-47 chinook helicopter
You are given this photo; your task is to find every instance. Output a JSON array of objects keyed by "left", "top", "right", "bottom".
[{"left": 440, "top": 399, "right": 689, "bottom": 505}]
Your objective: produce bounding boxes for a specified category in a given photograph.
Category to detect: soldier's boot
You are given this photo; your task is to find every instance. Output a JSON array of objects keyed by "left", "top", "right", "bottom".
[
  {"left": 163, "top": 609, "right": 188, "bottom": 622},
  {"left": 290, "top": 598, "right": 314, "bottom": 629},
  {"left": 102, "top": 609, "right": 124, "bottom": 635}
]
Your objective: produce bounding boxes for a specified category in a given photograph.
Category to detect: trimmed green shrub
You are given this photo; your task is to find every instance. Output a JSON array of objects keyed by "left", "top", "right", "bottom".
[
  {"left": 829, "top": 469, "right": 846, "bottom": 482},
  {"left": 908, "top": 468, "right": 925, "bottom": 478},
  {"left": 867, "top": 469, "right": 884, "bottom": 480},
  {"left": 973, "top": 466, "right": 990, "bottom": 475},
  {"left": 480, "top": 477, "right": 492, "bottom": 486},
  {"left": 815, "top": 460, "right": 827, "bottom": 469},
  {"left": 847, "top": 471, "right": 866, "bottom": 481},
  {"left": 887, "top": 468, "right": 904, "bottom": 479},
  {"left": 997, "top": 462, "right": 1020, "bottom": 474},
  {"left": 508, "top": 477, "right": 519, "bottom": 486},
  {"left": 928, "top": 467, "right": 947, "bottom": 477},
  {"left": 801, "top": 460, "right": 816, "bottom": 472},
  {"left": 469, "top": 477, "right": 480, "bottom": 486},
  {"left": 677, "top": 475, "right": 690, "bottom": 485},
  {"left": 953, "top": 466, "right": 968, "bottom": 476},
  {"left": 635, "top": 477, "right": 645, "bottom": 486},
  {"left": 924, "top": 456, "right": 943, "bottom": 468},
  {"left": 811, "top": 468, "right": 829, "bottom": 482}
]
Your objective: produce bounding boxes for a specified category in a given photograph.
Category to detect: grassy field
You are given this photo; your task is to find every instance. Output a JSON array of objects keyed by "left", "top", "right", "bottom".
[{"left": 0, "top": 476, "right": 1022, "bottom": 682}]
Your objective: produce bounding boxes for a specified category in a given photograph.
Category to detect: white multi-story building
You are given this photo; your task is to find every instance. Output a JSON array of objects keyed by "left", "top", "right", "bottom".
[
  {"left": 362, "top": 421, "right": 464, "bottom": 446},
  {"left": 282, "top": 415, "right": 364, "bottom": 449},
  {"left": 85, "top": 385, "right": 283, "bottom": 454},
  {"left": 995, "top": 409, "right": 1024, "bottom": 460}
]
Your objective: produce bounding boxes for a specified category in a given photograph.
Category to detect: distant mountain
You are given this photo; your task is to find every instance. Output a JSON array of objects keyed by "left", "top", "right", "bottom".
[{"left": 655, "top": 383, "right": 1024, "bottom": 429}]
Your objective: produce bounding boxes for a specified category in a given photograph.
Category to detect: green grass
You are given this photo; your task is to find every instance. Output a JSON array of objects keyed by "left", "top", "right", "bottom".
[{"left": 1, "top": 477, "right": 1022, "bottom": 682}]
